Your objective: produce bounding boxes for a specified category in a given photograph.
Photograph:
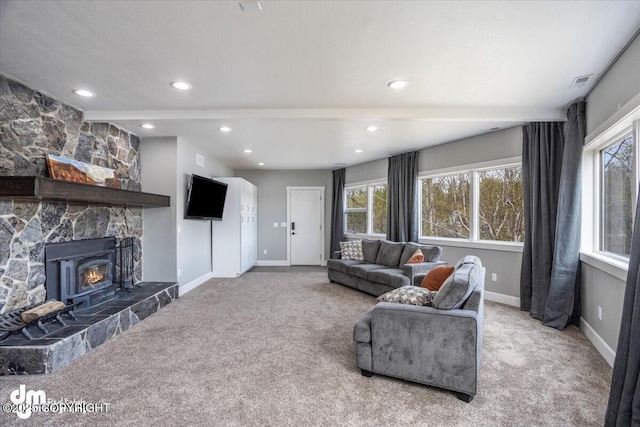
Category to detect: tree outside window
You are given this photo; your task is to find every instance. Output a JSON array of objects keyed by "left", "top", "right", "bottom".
[
  {"left": 421, "top": 174, "right": 471, "bottom": 238},
  {"left": 345, "top": 186, "right": 367, "bottom": 234},
  {"left": 602, "top": 134, "right": 634, "bottom": 257},
  {"left": 372, "top": 185, "right": 387, "bottom": 235},
  {"left": 478, "top": 167, "right": 524, "bottom": 242}
]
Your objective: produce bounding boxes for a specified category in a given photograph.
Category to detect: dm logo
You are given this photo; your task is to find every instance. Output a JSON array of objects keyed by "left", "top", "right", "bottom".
[{"left": 10, "top": 384, "right": 46, "bottom": 419}]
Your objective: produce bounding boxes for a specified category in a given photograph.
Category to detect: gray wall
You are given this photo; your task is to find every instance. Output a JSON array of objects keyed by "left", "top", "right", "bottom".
[
  {"left": 581, "top": 263, "right": 625, "bottom": 350},
  {"left": 582, "top": 33, "right": 640, "bottom": 351},
  {"left": 140, "top": 136, "right": 233, "bottom": 287},
  {"left": 344, "top": 126, "right": 524, "bottom": 298},
  {"left": 176, "top": 138, "right": 234, "bottom": 285},
  {"left": 586, "top": 34, "right": 640, "bottom": 134},
  {"left": 141, "top": 137, "right": 178, "bottom": 283},
  {"left": 234, "top": 169, "right": 333, "bottom": 262}
]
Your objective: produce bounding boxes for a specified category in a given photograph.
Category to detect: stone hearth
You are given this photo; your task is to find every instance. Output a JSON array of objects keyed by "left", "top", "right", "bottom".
[{"left": 0, "top": 282, "right": 178, "bottom": 375}]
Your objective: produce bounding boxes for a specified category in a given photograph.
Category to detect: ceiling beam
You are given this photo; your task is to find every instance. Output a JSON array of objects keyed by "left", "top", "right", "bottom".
[{"left": 85, "top": 107, "right": 566, "bottom": 122}]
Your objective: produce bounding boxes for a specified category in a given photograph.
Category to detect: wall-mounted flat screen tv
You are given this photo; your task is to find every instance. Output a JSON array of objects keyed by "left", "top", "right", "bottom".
[{"left": 185, "top": 175, "right": 228, "bottom": 221}]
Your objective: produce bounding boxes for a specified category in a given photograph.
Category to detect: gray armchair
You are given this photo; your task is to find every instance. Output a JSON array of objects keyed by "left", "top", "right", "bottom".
[{"left": 353, "top": 256, "right": 485, "bottom": 402}]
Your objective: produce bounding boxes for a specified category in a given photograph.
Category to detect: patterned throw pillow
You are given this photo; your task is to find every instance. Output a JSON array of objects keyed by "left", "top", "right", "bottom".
[
  {"left": 340, "top": 240, "right": 364, "bottom": 260},
  {"left": 406, "top": 249, "right": 425, "bottom": 264},
  {"left": 377, "top": 286, "right": 437, "bottom": 306},
  {"left": 421, "top": 265, "right": 454, "bottom": 291}
]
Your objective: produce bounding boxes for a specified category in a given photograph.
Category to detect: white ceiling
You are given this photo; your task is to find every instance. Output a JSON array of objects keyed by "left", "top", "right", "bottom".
[{"left": 1, "top": 1, "right": 640, "bottom": 169}]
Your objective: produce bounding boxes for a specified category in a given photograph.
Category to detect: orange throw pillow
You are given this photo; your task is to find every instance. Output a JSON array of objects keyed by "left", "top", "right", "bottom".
[
  {"left": 421, "top": 266, "right": 454, "bottom": 291},
  {"left": 406, "top": 249, "right": 425, "bottom": 264}
]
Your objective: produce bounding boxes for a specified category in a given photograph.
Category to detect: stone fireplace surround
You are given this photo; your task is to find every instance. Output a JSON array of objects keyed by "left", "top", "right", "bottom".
[{"left": 0, "top": 74, "right": 143, "bottom": 314}]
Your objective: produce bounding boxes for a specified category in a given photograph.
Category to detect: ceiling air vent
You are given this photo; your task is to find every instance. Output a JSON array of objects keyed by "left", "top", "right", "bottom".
[
  {"left": 570, "top": 74, "right": 593, "bottom": 89},
  {"left": 239, "top": 1, "right": 262, "bottom": 11}
]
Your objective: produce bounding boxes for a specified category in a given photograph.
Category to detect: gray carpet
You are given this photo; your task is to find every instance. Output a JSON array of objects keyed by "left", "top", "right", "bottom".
[{"left": 0, "top": 270, "right": 612, "bottom": 426}]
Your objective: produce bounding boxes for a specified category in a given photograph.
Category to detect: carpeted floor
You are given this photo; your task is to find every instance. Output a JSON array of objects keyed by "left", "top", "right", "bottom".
[{"left": 0, "top": 270, "right": 612, "bottom": 426}]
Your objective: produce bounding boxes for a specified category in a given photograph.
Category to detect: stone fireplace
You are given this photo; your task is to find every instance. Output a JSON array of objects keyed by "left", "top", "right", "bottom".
[{"left": 0, "top": 74, "right": 143, "bottom": 314}]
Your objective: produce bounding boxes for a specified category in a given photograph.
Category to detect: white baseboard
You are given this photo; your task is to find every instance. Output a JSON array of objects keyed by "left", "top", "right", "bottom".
[
  {"left": 254, "top": 260, "right": 290, "bottom": 267},
  {"left": 484, "top": 291, "right": 520, "bottom": 307},
  {"left": 581, "top": 317, "right": 615, "bottom": 367},
  {"left": 179, "top": 272, "right": 214, "bottom": 296}
]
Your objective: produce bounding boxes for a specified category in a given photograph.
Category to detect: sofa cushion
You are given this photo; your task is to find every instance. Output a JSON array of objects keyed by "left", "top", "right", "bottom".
[
  {"left": 433, "top": 261, "right": 481, "bottom": 310},
  {"left": 340, "top": 240, "right": 364, "bottom": 260},
  {"left": 361, "top": 239, "right": 381, "bottom": 264},
  {"left": 399, "top": 243, "right": 441, "bottom": 266},
  {"left": 375, "top": 241, "right": 405, "bottom": 268},
  {"left": 420, "top": 265, "right": 454, "bottom": 291},
  {"left": 368, "top": 268, "right": 410, "bottom": 288},
  {"left": 406, "top": 249, "right": 424, "bottom": 264},
  {"left": 377, "top": 285, "right": 437, "bottom": 306},
  {"left": 327, "top": 258, "right": 363, "bottom": 274},
  {"left": 347, "top": 264, "right": 388, "bottom": 280}
]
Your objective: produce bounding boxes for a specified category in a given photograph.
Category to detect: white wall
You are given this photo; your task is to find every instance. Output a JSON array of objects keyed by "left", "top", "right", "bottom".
[{"left": 140, "top": 136, "right": 233, "bottom": 288}]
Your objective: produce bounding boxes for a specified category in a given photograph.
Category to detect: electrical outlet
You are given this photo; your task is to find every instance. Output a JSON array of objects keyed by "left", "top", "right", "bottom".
[
  {"left": 280, "top": 222, "right": 287, "bottom": 227},
  {"left": 491, "top": 273, "right": 497, "bottom": 282},
  {"left": 263, "top": 249, "right": 267, "bottom": 255},
  {"left": 178, "top": 268, "right": 181, "bottom": 277},
  {"left": 598, "top": 306, "right": 602, "bottom": 320}
]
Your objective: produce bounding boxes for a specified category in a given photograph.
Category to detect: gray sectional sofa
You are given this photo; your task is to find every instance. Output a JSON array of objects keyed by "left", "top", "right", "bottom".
[
  {"left": 327, "top": 240, "right": 445, "bottom": 297},
  {"left": 353, "top": 255, "right": 486, "bottom": 402}
]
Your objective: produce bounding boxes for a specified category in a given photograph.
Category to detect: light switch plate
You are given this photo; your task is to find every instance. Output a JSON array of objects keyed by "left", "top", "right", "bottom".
[{"left": 273, "top": 222, "right": 278, "bottom": 227}]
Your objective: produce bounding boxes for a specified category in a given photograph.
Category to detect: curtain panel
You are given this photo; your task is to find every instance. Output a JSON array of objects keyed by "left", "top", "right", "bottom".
[
  {"left": 386, "top": 151, "right": 419, "bottom": 242},
  {"left": 520, "top": 101, "right": 585, "bottom": 330},
  {"left": 606, "top": 178, "right": 640, "bottom": 425},
  {"left": 329, "top": 168, "right": 345, "bottom": 257}
]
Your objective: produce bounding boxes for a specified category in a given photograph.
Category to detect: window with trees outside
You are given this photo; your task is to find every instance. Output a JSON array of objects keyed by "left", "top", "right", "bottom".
[
  {"left": 601, "top": 133, "right": 635, "bottom": 258},
  {"left": 344, "top": 183, "right": 387, "bottom": 235},
  {"left": 420, "top": 165, "right": 524, "bottom": 243}
]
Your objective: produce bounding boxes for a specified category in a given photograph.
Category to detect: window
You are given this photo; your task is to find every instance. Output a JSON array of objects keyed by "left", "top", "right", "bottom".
[
  {"left": 421, "top": 173, "right": 471, "bottom": 238},
  {"left": 420, "top": 165, "right": 524, "bottom": 244},
  {"left": 345, "top": 186, "right": 367, "bottom": 234},
  {"left": 478, "top": 166, "right": 524, "bottom": 242},
  {"left": 601, "top": 133, "right": 635, "bottom": 257},
  {"left": 344, "top": 183, "right": 387, "bottom": 235}
]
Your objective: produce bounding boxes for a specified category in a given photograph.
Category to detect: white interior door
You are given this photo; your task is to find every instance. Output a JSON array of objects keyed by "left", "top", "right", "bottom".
[{"left": 289, "top": 188, "right": 324, "bottom": 265}]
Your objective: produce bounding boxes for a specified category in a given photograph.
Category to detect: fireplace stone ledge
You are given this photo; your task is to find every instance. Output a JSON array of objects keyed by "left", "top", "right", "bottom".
[{"left": 0, "top": 281, "right": 178, "bottom": 375}]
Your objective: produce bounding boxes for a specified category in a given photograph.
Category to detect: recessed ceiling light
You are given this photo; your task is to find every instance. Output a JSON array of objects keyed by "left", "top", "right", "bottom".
[
  {"left": 355, "top": 149, "right": 363, "bottom": 153},
  {"left": 219, "top": 126, "right": 232, "bottom": 132},
  {"left": 170, "top": 81, "right": 192, "bottom": 90},
  {"left": 73, "top": 89, "right": 96, "bottom": 97},
  {"left": 258, "top": 162, "right": 265, "bottom": 166},
  {"left": 366, "top": 126, "right": 378, "bottom": 132},
  {"left": 244, "top": 149, "right": 252, "bottom": 153},
  {"left": 388, "top": 80, "right": 408, "bottom": 89},
  {"left": 140, "top": 123, "right": 155, "bottom": 129}
]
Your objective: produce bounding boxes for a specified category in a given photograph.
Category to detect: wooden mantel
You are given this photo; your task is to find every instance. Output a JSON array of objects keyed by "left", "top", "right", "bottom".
[{"left": 0, "top": 176, "right": 170, "bottom": 207}]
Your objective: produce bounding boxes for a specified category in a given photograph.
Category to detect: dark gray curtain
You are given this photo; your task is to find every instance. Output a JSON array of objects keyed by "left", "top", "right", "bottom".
[
  {"left": 386, "top": 151, "right": 418, "bottom": 242},
  {"left": 606, "top": 178, "right": 640, "bottom": 425},
  {"left": 520, "top": 101, "right": 585, "bottom": 330},
  {"left": 330, "top": 168, "right": 345, "bottom": 257}
]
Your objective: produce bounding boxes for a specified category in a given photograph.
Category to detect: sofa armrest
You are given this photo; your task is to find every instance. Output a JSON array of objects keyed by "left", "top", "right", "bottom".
[
  {"left": 369, "top": 302, "right": 481, "bottom": 395},
  {"left": 333, "top": 251, "right": 342, "bottom": 259},
  {"left": 353, "top": 306, "right": 375, "bottom": 343},
  {"left": 403, "top": 261, "right": 446, "bottom": 284}
]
